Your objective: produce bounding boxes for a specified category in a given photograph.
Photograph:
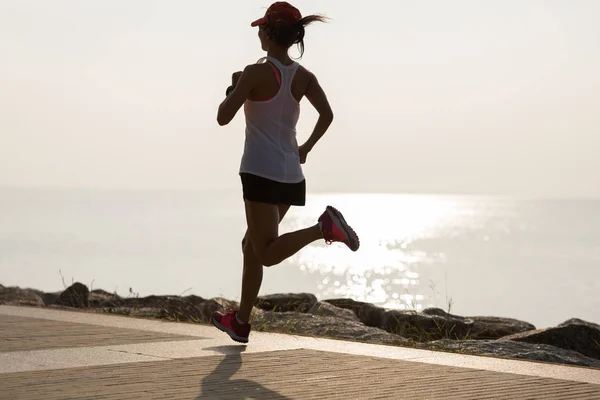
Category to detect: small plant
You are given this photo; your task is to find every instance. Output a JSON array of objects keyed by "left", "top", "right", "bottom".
[
  {"left": 128, "top": 287, "right": 139, "bottom": 298},
  {"left": 58, "top": 269, "right": 70, "bottom": 289},
  {"left": 125, "top": 287, "right": 141, "bottom": 311}
]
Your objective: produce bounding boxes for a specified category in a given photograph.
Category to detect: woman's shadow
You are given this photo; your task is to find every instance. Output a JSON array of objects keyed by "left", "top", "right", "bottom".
[{"left": 196, "top": 345, "right": 292, "bottom": 399}]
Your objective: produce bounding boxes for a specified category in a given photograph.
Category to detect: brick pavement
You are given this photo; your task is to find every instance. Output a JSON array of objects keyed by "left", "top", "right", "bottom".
[
  {"left": 1, "top": 306, "right": 599, "bottom": 399},
  {"left": 1, "top": 315, "right": 199, "bottom": 352}
]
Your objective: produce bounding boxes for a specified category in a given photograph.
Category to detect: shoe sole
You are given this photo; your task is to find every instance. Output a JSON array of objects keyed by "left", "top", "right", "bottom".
[
  {"left": 211, "top": 316, "right": 249, "bottom": 344},
  {"left": 326, "top": 205, "right": 360, "bottom": 252}
]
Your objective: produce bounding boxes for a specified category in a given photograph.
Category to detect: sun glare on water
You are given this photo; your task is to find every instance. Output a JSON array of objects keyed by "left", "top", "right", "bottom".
[{"left": 282, "top": 194, "right": 466, "bottom": 310}]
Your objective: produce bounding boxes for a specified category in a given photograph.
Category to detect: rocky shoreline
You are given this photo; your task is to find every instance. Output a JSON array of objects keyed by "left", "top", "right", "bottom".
[{"left": 2, "top": 282, "right": 599, "bottom": 369}]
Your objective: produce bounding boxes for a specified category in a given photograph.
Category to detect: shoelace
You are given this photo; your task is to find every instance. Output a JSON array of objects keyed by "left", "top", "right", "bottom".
[{"left": 321, "top": 226, "right": 333, "bottom": 245}]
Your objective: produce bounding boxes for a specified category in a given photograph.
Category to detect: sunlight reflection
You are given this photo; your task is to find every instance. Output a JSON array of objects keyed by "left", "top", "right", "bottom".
[{"left": 282, "top": 194, "right": 474, "bottom": 309}]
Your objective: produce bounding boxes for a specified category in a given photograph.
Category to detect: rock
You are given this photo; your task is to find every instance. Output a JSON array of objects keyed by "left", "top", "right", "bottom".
[
  {"left": 89, "top": 289, "right": 121, "bottom": 308},
  {"left": 502, "top": 324, "right": 600, "bottom": 360},
  {"left": 158, "top": 301, "right": 202, "bottom": 321},
  {"left": 54, "top": 282, "right": 89, "bottom": 308},
  {"left": 42, "top": 292, "right": 61, "bottom": 306},
  {"left": 324, "top": 298, "right": 386, "bottom": 327},
  {"left": 255, "top": 293, "right": 317, "bottom": 313},
  {"left": 181, "top": 294, "right": 206, "bottom": 307},
  {"left": 468, "top": 316, "right": 536, "bottom": 340},
  {"left": 199, "top": 297, "right": 240, "bottom": 322},
  {"left": 121, "top": 295, "right": 178, "bottom": 308},
  {"left": 381, "top": 310, "right": 474, "bottom": 341},
  {"left": 421, "top": 307, "right": 462, "bottom": 318},
  {"left": 422, "top": 308, "right": 535, "bottom": 340},
  {"left": 308, "top": 302, "right": 359, "bottom": 322},
  {"left": 559, "top": 318, "right": 600, "bottom": 331},
  {"left": 157, "top": 295, "right": 208, "bottom": 322},
  {"left": 0, "top": 285, "right": 45, "bottom": 306},
  {"left": 90, "top": 289, "right": 113, "bottom": 296},
  {"left": 253, "top": 311, "right": 407, "bottom": 345},
  {"left": 422, "top": 339, "right": 600, "bottom": 369},
  {"left": 324, "top": 298, "right": 368, "bottom": 315},
  {"left": 358, "top": 304, "right": 386, "bottom": 328}
]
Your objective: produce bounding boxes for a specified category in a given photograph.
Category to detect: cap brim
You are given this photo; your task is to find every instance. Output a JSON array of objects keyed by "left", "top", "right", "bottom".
[{"left": 251, "top": 17, "right": 267, "bottom": 27}]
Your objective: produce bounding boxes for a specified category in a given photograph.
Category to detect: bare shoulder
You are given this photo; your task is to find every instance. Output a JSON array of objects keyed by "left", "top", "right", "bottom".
[
  {"left": 243, "top": 63, "right": 263, "bottom": 75},
  {"left": 247, "top": 62, "right": 281, "bottom": 81},
  {"left": 237, "top": 63, "right": 266, "bottom": 87},
  {"left": 295, "top": 64, "right": 316, "bottom": 85}
]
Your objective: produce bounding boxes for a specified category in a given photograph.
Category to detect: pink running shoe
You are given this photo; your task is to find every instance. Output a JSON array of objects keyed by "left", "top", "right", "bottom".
[
  {"left": 318, "top": 205, "right": 360, "bottom": 252},
  {"left": 211, "top": 310, "right": 251, "bottom": 343}
]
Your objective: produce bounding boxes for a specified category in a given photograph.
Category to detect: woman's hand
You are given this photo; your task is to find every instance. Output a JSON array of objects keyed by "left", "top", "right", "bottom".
[
  {"left": 226, "top": 71, "right": 243, "bottom": 96},
  {"left": 232, "top": 71, "right": 243, "bottom": 87},
  {"left": 299, "top": 144, "right": 311, "bottom": 164}
]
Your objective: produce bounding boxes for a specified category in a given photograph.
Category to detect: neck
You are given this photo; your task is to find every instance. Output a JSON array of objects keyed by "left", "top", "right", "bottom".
[{"left": 266, "top": 47, "right": 293, "bottom": 65}]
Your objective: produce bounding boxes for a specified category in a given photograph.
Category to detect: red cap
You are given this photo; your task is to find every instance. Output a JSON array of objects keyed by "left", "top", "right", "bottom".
[{"left": 251, "top": 2, "right": 302, "bottom": 28}]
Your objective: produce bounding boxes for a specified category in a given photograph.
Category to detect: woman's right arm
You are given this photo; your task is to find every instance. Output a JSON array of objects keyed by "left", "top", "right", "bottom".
[
  {"left": 300, "top": 73, "right": 334, "bottom": 162},
  {"left": 217, "top": 65, "right": 256, "bottom": 126}
]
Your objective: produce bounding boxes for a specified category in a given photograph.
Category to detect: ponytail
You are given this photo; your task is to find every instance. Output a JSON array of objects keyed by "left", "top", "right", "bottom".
[{"left": 264, "top": 14, "right": 327, "bottom": 58}]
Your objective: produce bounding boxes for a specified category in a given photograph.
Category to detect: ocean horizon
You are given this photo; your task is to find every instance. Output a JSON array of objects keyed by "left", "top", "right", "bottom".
[{"left": 1, "top": 186, "right": 599, "bottom": 329}]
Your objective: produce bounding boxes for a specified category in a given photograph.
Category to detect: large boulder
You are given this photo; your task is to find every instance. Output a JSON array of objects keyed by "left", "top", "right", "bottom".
[
  {"left": 421, "top": 308, "right": 536, "bottom": 340},
  {"left": 324, "top": 298, "right": 386, "bottom": 327},
  {"left": 381, "top": 309, "right": 474, "bottom": 341},
  {"left": 423, "top": 339, "right": 600, "bottom": 368},
  {"left": 358, "top": 304, "right": 387, "bottom": 328},
  {"left": 54, "top": 282, "right": 89, "bottom": 308},
  {"left": 324, "top": 298, "right": 369, "bottom": 315},
  {"left": 502, "top": 323, "right": 600, "bottom": 360},
  {"left": 558, "top": 318, "right": 600, "bottom": 331},
  {"left": 420, "top": 308, "right": 536, "bottom": 340},
  {"left": 467, "top": 316, "right": 536, "bottom": 340},
  {"left": 253, "top": 311, "right": 407, "bottom": 345},
  {"left": 255, "top": 293, "right": 317, "bottom": 313},
  {"left": 308, "top": 301, "right": 359, "bottom": 322},
  {"left": 0, "top": 285, "right": 45, "bottom": 306}
]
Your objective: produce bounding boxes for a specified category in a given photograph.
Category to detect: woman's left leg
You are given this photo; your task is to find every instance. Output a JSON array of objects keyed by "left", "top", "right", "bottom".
[
  {"left": 211, "top": 202, "right": 292, "bottom": 343},
  {"left": 237, "top": 204, "right": 290, "bottom": 323}
]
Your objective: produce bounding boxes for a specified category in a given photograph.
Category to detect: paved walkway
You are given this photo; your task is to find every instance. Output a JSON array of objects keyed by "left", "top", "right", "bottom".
[{"left": 1, "top": 305, "right": 599, "bottom": 399}]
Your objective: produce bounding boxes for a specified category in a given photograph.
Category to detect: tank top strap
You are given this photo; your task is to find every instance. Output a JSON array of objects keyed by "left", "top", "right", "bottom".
[
  {"left": 264, "top": 56, "right": 297, "bottom": 71},
  {"left": 265, "top": 56, "right": 299, "bottom": 88}
]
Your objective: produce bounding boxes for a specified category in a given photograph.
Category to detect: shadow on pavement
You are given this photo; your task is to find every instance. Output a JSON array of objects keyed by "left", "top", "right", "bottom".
[{"left": 197, "top": 345, "right": 292, "bottom": 399}]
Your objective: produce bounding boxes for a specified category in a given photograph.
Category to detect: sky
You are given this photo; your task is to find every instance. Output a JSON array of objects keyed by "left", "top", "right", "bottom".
[{"left": 1, "top": 0, "right": 599, "bottom": 198}]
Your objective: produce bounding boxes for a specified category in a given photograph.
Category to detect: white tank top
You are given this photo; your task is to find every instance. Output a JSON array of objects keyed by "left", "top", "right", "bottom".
[{"left": 239, "top": 56, "right": 304, "bottom": 183}]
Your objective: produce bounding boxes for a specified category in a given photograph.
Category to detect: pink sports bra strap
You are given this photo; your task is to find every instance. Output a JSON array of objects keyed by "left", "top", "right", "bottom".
[{"left": 266, "top": 61, "right": 281, "bottom": 87}]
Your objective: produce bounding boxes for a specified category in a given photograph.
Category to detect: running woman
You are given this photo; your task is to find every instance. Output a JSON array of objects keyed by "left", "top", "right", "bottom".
[{"left": 212, "top": 2, "right": 360, "bottom": 343}]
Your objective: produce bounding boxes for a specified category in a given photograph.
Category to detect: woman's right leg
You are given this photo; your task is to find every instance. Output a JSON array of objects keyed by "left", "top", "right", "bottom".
[
  {"left": 246, "top": 200, "right": 324, "bottom": 267},
  {"left": 247, "top": 202, "right": 361, "bottom": 268}
]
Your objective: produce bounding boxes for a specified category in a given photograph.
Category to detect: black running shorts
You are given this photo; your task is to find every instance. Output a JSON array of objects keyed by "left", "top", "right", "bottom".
[{"left": 240, "top": 173, "right": 306, "bottom": 206}]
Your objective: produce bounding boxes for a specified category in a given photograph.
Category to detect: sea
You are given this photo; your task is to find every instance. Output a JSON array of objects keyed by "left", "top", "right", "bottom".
[{"left": 1, "top": 187, "right": 599, "bottom": 329}]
